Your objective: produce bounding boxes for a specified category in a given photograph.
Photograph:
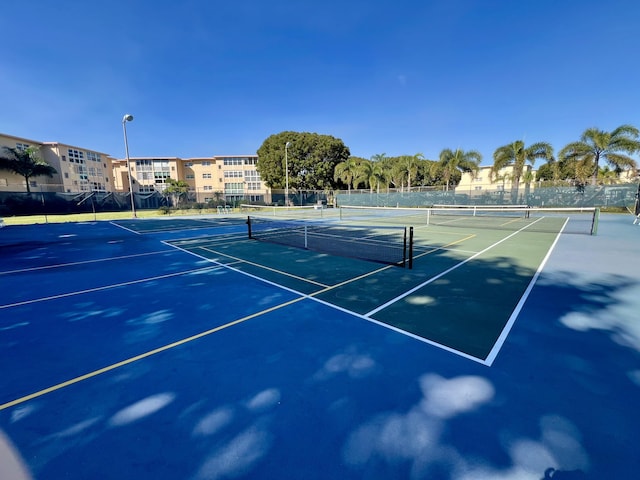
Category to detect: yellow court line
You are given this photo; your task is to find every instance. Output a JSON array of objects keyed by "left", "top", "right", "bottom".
[
  {"left": 198, "top": 246, "right": 330, "bottom": 288},
  {"left": 412, "top": 233, "right": 477, "bottom": 261},
  {"left": 0, "top": 296, "right": 305, "bottom": 411},
  {"left": 304, "top": 234, "right": 477, "bottom": 297}
]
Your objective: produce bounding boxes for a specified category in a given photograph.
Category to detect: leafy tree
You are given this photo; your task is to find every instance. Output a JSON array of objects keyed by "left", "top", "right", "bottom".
[
  {"left": 492, "top": 140, "right": 553, "bottom": 203},
  {"left": 163, "top": 178, "right": 190, "bottom": 208},
  {"left": 559, "top": 125, "right": 640, "bottom": 185},
  {"left": 0, "top": 146, "right": 57, "bottom": 193},
  {"left": 438, "top": 148, "right": 482, "bottom": 191},
  {"left": 257, "top": 131, "right": 350, "bottom": 191}
]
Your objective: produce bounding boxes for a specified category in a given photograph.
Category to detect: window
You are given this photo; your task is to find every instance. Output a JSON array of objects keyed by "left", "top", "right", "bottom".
[
  {"left": 184, "top": 162, "right": 194, "bottom": 168},
  {"left": 244, "top": 170, "right": 261, "bottom": 181},
  {"left": 186, "top": 174, "right": 195, "bottom": 179},
  {"left": 224, "top": 171, "right": 243, "bottom": 178},
  {"left": 203, "top": 185, "right": 213, "bottom": 191},
  {"left": 68, "top": 149, "right": 84, "bottom": 163},
  {"left": 155, "top": 172, "right": 170, "bottom": 183},
  {"left": 203, "top": 173, "right": 212, "bottom": 179},
  {"left": 202, "top": 161, "right": 212, "bottom": 166},
  {"left": 246, "top": 182, "right": 261, "bottom": 190},
  {"left": 245, "top": 157, "right": 257, "bottom": 165},
  {"left": 16, "top": 143, "right": 30, "bottom": 151},
  {"left": 87, "top": 151, "right": 101, "bottom": 162},
  {"left": 224, "top": 182, "right": 244, "bottom": 194},
  {"left": 223, "top": 157, "right": 243, "bottom": 166}
]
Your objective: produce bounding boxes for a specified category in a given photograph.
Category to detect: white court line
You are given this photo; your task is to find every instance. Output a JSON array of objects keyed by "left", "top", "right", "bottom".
[
  {"left": 0, "top": 266, "right": 220, "bottom": 310},
  {"left": 198, "top": 246, "right": 330, "bottom": 287},
  {"left": 483, "top": 218, "right": 569, "bottom": 366},
  {"left": 163, "top": 238, "right": 488, "bottom": 364},
  {"left": 110, "top": 221, "right": 141, "bottom": 235},
  {"left": 365, "top": 217, "right": 547, "bottom": 318},
  {"left": 0, "top": 250, "right": 172, "bottom": 276}
]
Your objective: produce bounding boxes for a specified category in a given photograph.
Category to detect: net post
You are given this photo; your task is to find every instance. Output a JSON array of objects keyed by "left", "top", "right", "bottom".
[
  {"left": 408, "top": 226, "right": 413, "bottom": 269},
  {"left": 591, "top": 207, "right": 600, "bottom": 235},
  {"left": 246, "top": 216, "right": 252, "bottom": 239}
]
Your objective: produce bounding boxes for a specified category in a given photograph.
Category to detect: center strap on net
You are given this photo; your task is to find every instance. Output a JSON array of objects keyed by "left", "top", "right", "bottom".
[{"left": 246, "top": 216, "right": 412, "bottom": 268}]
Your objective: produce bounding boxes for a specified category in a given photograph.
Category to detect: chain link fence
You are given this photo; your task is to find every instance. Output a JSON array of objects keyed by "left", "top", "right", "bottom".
[{"left": 335, "top": 184, "right": 639, "bottom": 210}]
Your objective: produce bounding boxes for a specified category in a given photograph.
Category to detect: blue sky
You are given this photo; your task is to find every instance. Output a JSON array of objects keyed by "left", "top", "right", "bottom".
[{"left": 1, "top": 0, "right": 639, "bottom": 166}]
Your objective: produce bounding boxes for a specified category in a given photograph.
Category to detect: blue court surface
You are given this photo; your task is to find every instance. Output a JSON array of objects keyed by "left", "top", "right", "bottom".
[{"left": 1, "top": 214, "right": 639, "bottom": 479}]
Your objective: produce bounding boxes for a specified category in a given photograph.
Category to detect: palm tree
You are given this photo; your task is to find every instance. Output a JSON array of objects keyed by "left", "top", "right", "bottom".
[
  {"left": 598, "top": 166, "right": 622, "bottom": 185},
  {"left": 371, "top": 161, "right": 388, "bottom": 194},
  {"left": 438, "top": 148, "right": 482, "bottom": 191},
  {"left": 163, "top": 178, "right": 190, "bottom": 208},
  {"left": 400, "top": 153, "right": 423, "bottom": 190},
  {"left": 559, "top": 125, "right": 640, "bottom": 185},
  {"left": 334, "top": 157, "right": 361, "bottom": 193},
  {"left": 492, "top": 140, "right": 553, "bottom": 203},
  {"left": 370, "top": 153, "right": 388, "bottom": 163},
  {"left": 354, "top": 160, "right": 373, "bottom": 192},
  {"left": 0, "top": 147, "right": 57, "bottom": 193}
]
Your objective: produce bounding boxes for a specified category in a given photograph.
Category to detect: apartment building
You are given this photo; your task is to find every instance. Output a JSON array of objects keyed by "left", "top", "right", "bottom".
[
  {"left": 0, "top": 133, "right": 114, "bottom": 193},
  {"left": 110, "top": 154, "right": 269, "bottom": 204},
  {"left": 456, "top": 165, "right": 536, "bottom": 201}
]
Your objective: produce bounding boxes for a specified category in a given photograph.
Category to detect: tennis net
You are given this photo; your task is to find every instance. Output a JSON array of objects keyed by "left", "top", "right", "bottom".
[
  {"left": 339, "top": 206, "right": 599, "bottom": 235},
  {"left": 240, "top": 204, "right": 329, "bottom": 219},
  {"left": 246, "top": 216, "right": 412, "bottom": 267}
]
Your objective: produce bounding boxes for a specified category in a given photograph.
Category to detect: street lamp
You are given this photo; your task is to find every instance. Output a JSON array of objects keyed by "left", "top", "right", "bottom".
[
  {"left": 285, "top": 141, "right": 291, "bottom": 206},
  {"left": 122, "top": 114, "right": 136, "bottom": 218}
]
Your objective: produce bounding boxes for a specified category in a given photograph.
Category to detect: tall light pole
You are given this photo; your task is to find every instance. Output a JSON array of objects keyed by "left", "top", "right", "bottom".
[
  {"left": 122, "top": 114, "right": 136, "bottom": 218},
  {"left": 285, "top": 141, "right": 291, "bottom": 206}
]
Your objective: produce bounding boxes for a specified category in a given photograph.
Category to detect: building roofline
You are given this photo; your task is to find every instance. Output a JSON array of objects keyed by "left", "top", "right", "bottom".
[{"left": 0, "top": 132, "right": 45, "bottom": 146}]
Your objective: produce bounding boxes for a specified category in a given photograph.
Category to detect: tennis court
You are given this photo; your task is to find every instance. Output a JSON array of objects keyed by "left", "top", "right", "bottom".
[{"left": 1, "top": 208, "right": 638, "bottom": 479}]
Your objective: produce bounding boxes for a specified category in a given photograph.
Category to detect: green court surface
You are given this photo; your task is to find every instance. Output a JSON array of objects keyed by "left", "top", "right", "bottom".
[{"left": 168, "top": 218, "right": 561, "bottom": 363}]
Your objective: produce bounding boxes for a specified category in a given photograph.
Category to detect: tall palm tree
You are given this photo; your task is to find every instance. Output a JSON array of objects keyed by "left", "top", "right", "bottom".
[
  {"left": 401, "top": 153, "right": 424, "bottom": 190},
  {"left": 370, "top": 161, "right": 388, "bottom": 194},
  {"left": 492, "top": 140, "right": 553, "bottom": 203},
  {"left": 559, "top": 125, "right": 640, "bottom": 185},
  {"left": 334, "top": 156, "right": 361, "bottom": 193},
  {"left": 0, "top": 147, "right": 57, "bottom": 193},
  {"left": 438, "top": 148, "right": 482, "bottom": 191}
]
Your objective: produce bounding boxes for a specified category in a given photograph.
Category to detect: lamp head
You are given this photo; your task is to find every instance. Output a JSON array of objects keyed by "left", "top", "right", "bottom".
[
  {"left": 285, "top": 141, "right": 291, "bottom": 148},
  {"left": 123, "top": 114, "right": 134, "bottom": 123}
]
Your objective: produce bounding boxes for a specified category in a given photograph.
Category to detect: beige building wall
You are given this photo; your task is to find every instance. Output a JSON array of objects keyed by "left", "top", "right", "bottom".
[
  {"left": 0, "top": 133, "right": 114, "bottom": 193},
  {"left": 456, "top": 165, "right": 535, "bottom": 202},
  {"left": 112, "top": 154, "right": 269, "bottom": 204},
  {"left": 0, "top": 133, "right": 46, "bottom": 192},
  {"left": 41, "top": 142, "right": 114, "bottom": 193}
]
